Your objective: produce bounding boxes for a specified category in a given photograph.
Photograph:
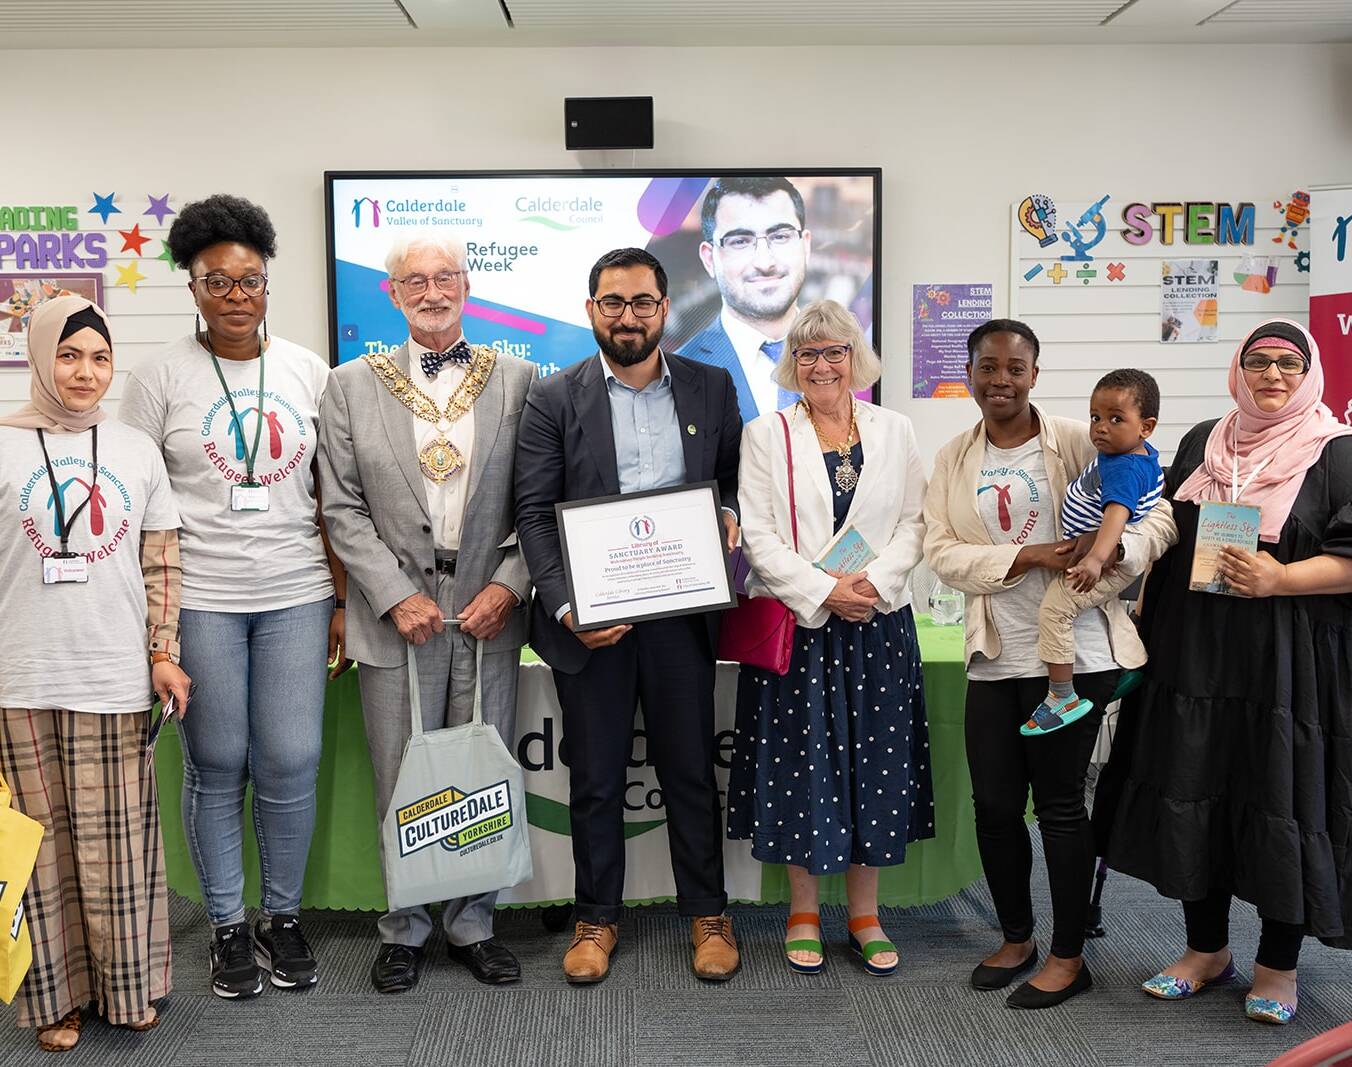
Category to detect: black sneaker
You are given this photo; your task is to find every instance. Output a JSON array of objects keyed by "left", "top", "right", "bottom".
[
  {"left": 254, "top": 914, "right": 318, "bottom": 990},
  {"left": 210, "top": 922, "right": 265, "bottom": 999}
]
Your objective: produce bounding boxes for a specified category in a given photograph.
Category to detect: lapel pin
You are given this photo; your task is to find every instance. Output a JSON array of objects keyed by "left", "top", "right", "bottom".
[{"left": 686, "top": 424, "right": 697, "bottom": 436}]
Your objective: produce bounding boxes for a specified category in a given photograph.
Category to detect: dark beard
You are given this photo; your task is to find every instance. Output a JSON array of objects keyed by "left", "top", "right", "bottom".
[{"left": 595, "top": 325, "right": 659, "bottom": 367}]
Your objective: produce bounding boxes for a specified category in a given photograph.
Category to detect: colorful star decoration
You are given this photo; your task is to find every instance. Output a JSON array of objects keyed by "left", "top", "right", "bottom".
[
  {"left": 144, "top": 194, "right": 175, "bottom": 225},
  {"left": 118, "top": 224, "right": 151, "bottom": 256},
  {"left": 114, "top": 261, "right": 147, "bottom": 294},
  {"left": 155, "top": 240, "right": 178, "bottom": 270},
  {"left": 89, "top": 192, "right": 120, "bottom": 224}
]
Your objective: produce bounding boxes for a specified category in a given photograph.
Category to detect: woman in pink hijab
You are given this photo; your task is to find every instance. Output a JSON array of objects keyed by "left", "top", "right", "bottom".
[
  {"left": 0, "top": 297, "right": 188, "bottom": 1051},
  {"left": 1098, "top": 319, "right": 1352, "bottom": 1026}
]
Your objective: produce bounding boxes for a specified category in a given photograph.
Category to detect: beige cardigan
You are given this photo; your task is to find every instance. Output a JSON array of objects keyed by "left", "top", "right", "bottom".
[{"left": 922, "top": 406, "right": 1178, "bottom": 670}]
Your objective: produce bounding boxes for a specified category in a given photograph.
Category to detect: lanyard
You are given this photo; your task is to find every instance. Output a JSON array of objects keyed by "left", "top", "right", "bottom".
[
  {"left": 203, "top": 332, "right": 266, "bottom": 485},
  {"left": 36, "top": 426, "right": 98, "bottom": 556},
  {"left": 1229, "top": 419, "right": 1271, "bottom": 503}
]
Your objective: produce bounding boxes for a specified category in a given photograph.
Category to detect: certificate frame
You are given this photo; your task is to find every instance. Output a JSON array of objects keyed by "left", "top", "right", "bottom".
[{"left": 556, "top": 481, "right": 736, "bottom": 631}]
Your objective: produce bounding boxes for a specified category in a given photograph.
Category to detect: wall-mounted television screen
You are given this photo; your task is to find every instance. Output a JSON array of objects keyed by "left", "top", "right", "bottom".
[{"left": 325, "top": 169, "right": 880, "bottom": 422}]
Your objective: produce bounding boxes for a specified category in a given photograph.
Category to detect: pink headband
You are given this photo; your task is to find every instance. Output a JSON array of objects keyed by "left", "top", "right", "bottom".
[{"left": 1243, "top": 337, "right": 1306, "bottom": 359}]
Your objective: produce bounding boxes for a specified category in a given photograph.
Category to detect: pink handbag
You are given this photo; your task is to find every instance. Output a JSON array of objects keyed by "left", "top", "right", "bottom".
[{"left": 717, "top": 412, "right": 798, "bottom": 675}]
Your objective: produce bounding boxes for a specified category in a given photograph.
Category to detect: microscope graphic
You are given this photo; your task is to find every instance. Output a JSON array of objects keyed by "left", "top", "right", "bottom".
[{"left": 1060, "top": 195, "right": 1111, "bottom": 262}]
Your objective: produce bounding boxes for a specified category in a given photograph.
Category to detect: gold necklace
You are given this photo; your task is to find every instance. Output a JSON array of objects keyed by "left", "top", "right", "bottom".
[
  {"left": 363, "top": 346, "right": 496, "bottom": 481},
  {"left": 803, "top": 399, "right": 859, "bottom": 492}
]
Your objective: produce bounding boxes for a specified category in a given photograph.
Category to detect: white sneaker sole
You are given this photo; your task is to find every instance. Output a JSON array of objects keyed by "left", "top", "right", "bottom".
[{"left": 254, "top": 948, "right": 318, "bottom": 990}]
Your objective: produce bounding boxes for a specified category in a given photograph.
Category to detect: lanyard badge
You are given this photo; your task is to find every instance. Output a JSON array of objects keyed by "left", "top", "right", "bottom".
[
  {"left": 37, "top": 426, "right": 97, "bottom": 585},
  {"left": 204, "top": 334, "right": 270, "bottom": 512}
]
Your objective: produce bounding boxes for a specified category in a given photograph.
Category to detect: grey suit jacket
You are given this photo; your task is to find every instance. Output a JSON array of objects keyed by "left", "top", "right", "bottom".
[{"left": 318, "top": 343, "right": 536, "bottom": 668}]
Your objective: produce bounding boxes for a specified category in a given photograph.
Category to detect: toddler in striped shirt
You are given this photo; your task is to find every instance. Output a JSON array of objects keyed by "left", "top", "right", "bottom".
[{"left": 1024, "top": 368, "right": 1163, "bottom": 736}]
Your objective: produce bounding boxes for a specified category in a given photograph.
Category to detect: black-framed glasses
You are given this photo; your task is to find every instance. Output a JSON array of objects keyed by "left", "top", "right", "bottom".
[
  {"left": 194, "top": 272, "right": 267, "bottom": 298},
  {"left": 594, "top": 296, "right": 662, "bottom": 319},
  {"left": 393, "top": 270, "right": 466, "bottom": 296},
  {"left": 794, "top": 343, "right": 851, "bottom": 366},
  {"left": 717, "top": 226, "right": 804, "bottom": 254},
  {"left": 1241, "top": 353, "right": 1307, "bottom": 375}
]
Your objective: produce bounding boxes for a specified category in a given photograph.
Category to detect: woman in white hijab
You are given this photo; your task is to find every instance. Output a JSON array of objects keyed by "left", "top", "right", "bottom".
[{"left": 0, "top": 296, "right": 188, "bottom": 1052}]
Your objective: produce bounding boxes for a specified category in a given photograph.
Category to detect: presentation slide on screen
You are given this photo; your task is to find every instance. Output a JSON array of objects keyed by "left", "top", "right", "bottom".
[{"left": 328, "top": 172, "right": 878, "bottom": 406}]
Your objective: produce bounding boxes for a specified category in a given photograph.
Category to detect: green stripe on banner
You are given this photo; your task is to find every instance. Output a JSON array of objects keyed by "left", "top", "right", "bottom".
[
  {"left": 518, "top": 215, "right": 579, "bottom": 231},
  {"left": 526, "top": 791, "right": 666, "bottom": 840}
]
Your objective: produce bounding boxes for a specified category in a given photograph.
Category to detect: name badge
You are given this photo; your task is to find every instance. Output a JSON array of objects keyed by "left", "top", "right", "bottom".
[
  {"left": 231, "top": 483, "right": 270, "bottom": 512},
  {"left": 43, "top": 553, "right": 89, "bottom": 584}
]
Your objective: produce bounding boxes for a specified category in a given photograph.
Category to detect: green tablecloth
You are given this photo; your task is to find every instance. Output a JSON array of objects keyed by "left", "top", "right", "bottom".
[{"left": 154, "top": 615, "right": 976, "bottom": 911}]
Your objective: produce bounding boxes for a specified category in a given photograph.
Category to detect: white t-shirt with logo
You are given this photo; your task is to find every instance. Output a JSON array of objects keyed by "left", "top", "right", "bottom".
[
  {"left": 0, "top": 421, "right": 180, "bottom": 713},
  {"left": 966, "top": 436, "right": 1117, "bottom": 682},
  {"left": 119, "top": 334, "right": 334, "bottom": 613}
]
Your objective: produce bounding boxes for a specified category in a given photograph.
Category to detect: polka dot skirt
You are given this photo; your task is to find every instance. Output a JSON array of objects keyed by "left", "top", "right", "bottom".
[{"left": 727, "top": 605, "right": 936, "bottom": 874}]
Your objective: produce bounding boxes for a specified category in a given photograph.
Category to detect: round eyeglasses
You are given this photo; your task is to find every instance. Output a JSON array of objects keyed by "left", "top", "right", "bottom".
[
  {"left": 794, "top": 344, "right": 851, "bottom": 366},
  {"left": 194, "top": 272, "right": 267, "bottom": 298},
  {"left": 393, "top": 270, "right": 466, "bottom": 296},
  {"left": 1241, "top": 354, "right": 1307, "bottom": 375}
]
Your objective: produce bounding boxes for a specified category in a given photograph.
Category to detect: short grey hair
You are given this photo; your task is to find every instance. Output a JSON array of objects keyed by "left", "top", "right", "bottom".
[
  {"left": 773, "top": 299, "right": 882, "bottom": 391},
  {"left": 384, "top": 232, "right": 468, "bottom": 278}
]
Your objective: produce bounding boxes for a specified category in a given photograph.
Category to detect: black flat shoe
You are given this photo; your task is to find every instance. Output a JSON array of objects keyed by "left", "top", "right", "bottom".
[
  {"left": 1006, "top": 962, "right": 1093, "bottom": 1009},
  {"left": 447, "top": 938, "right": 521, "bottom": 985},
  {"left": 371, "top": 943, "right": 423, "bottom": 994},
  {"left": 970, "top": 946, "right": 1038, "bottom": 990}
]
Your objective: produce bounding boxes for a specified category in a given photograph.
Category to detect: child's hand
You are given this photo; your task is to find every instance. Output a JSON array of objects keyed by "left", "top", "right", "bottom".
[{"left": 1066, "top": 554, "right": 1104, "bottom": 593}]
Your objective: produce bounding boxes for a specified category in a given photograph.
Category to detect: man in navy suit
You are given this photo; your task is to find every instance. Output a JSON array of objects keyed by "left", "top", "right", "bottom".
[
  {"left": 515, "top": 247, "right": 743, "bottom": 986},
  {"left": 679, "top": 176, "right": 812, "bottom": 422}
]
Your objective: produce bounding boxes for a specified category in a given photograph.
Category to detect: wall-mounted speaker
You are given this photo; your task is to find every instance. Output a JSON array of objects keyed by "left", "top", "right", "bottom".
[{"left": 564, "top": 96, "right": 654, "bottom": 151}]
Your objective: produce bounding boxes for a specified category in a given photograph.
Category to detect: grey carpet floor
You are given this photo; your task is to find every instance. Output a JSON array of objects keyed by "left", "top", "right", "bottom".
[{"left": 3, "top": 848, "right": 1351, "bottom": 1066}]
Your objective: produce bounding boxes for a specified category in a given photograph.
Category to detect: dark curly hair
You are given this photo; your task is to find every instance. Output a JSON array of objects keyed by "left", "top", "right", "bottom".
[
  {"left": 166, "top": 194, "right": 277, "bottom": 271},
  {"left": 1094, "top": 367, "right": 1161, "bottom": 421}
]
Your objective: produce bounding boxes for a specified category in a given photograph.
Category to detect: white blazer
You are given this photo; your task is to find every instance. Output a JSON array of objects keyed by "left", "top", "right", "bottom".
[{"left": 740, "top": 400, "right": 928, "bottom": 629}]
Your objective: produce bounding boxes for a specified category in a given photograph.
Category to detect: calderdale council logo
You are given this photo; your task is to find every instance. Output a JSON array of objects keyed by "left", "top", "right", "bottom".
[
  {"left": 396, "top": 780, "right": 514, "bottom": 858},
  {"left": 351, "top": 196, "right": 380, "bottom": 228}
]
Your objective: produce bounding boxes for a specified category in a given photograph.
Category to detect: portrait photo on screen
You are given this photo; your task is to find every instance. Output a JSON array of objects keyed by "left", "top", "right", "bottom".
[{"left": 325, "top": 169, "right": 880, "bottom": 420}]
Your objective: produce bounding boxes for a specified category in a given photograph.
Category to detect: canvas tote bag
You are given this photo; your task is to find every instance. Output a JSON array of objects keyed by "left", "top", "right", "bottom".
[
  {"left": 380, "top": 639, "right": 533, "bottom": 911},
  {"left": 0, "top": 771, "right": 43, "bottom": 1003}
]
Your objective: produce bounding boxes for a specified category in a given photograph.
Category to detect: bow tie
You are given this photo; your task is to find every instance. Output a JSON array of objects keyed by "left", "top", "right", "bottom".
[{"left": 419, "top": 340, "right": 472, "bottom": 378}]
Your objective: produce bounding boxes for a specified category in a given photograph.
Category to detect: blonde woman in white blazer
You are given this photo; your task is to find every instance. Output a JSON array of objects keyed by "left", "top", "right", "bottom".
[{"left": 726, "top": 301, "right": 934, "bottom": 978}]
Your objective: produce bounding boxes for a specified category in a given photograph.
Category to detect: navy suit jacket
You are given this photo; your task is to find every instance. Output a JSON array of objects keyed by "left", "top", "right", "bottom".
[
  {"left": 678, "top": 316, "right": 762, "bottom": 424},
  {"left": 514, "top": 352, "right": 742, "bottom": 674}
]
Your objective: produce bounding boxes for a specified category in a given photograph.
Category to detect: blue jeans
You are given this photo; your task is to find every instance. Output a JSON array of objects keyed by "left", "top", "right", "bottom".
[{"left": 178, "top": 597, "right": 332, "bottom": 925}]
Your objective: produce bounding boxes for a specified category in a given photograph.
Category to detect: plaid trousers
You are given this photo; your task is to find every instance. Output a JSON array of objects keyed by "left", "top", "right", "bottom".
[{"left": 0, "top": 708, "right": 172, "bottom": 1028}]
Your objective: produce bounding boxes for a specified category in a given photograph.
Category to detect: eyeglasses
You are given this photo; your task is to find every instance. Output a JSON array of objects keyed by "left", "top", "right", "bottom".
[
  {"left": 717, "top": 227, "right": 804, "bottom": 254},
  {"left": 594, "top": 296, "right": 662, "bottom": 319},
  {"left": 393, "top": 270, "right": 466, "bottom": 296},
  {"left": 1241, "top": 353, "right": 1307, "bottom": 375},
  {"left": 194, "top": 272, "right": 268, "bottom": 298},
  {"left": 794, "top": 344, "right": 851, "bottom": 366}
]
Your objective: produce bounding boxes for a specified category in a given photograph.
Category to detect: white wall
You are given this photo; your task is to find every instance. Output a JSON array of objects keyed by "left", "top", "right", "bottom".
[{"left": 4, "top": 42, "right": 1351, "bottom": 466}]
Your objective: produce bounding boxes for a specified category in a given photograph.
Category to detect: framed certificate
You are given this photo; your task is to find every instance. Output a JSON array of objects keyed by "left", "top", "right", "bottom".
[{"left": 556, "top": 481, "right": 736, "bottom": 630}]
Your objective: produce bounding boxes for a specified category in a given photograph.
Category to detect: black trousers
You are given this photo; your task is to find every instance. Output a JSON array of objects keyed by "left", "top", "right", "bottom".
[
  {"left": 1184, "top": 889, "right": 1304, "bottom": 971},
  {"left": 552, "top": 613, "right": 726, "bottom": 925},
  {"left": 964, "top": 669, "right": 1118, "bottom": 960}
]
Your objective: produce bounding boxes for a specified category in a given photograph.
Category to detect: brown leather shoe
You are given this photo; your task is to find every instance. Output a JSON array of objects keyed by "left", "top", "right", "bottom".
[
  {"left": 563, "top": 921, "right": 618, "bottom": 984},
  {"left": 691, "top": 914, "right": 740, "bottom": 981}
]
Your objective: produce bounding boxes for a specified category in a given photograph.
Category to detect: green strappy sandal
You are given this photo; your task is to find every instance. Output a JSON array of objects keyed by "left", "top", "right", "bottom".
[
  {"left": 785, "top": 912, "right": 825, "bottom": 974},
  {"left": 848, "top": 914, "right": 898, "bottom": 976}
]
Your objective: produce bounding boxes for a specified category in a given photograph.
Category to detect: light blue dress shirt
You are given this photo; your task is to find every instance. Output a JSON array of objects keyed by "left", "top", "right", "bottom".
[{"left": 602, "top": 351, "right": 687, "bottom": 492}]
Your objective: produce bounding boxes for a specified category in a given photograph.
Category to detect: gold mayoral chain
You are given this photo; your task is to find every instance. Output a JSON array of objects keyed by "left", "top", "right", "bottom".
[
  {"left": 804, "top": 399, "right": 860, "bottom": 492},
  {"left": 363, "top": 346, "right": 497, "bottom": 481}
]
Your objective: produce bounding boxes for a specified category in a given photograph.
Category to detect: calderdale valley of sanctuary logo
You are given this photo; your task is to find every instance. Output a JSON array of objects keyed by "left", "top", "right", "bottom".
[{"left": 395, "top": 780, "right": 515, "bottom": 858}]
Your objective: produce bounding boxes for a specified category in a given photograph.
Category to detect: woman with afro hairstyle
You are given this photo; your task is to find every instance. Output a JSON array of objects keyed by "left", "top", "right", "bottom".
[{"left": 120, "top": 193, "right": 350, "bottom": 1001}]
